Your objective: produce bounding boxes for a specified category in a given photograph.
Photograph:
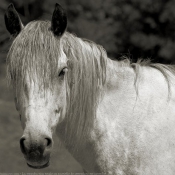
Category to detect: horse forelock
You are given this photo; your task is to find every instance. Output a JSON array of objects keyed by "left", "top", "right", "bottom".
[
  {"left": 7, "top": 20, "right": 108, "bottom": 147},
  {"left": 7, "top": 21, "right": 62, "bottom": 90}
]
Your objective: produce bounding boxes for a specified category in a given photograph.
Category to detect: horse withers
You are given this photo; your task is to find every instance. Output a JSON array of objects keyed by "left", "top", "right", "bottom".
[{"left": 4, "top": 3, "right": 175, "bottom": 175}]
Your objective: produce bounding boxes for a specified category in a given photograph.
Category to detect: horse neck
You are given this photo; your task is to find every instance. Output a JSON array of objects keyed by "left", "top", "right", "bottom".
[
  {"left": 57, "top": 55, "right": 174, "bottom": 172},
  {"left": 57, "top": 57, "right": 138, "bottom": 171},
  {"left": 105, "top": 59, "right": 136, "bottom": 91}
]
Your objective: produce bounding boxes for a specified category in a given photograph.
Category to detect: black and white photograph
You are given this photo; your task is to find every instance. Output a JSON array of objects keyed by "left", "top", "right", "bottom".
[{"left": 1, "top": 0, "right": 175, "bottom": 174}]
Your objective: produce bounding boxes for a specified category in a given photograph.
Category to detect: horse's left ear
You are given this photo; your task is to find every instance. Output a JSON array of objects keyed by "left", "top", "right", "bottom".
[
  {"left": 51, "top": 3, "right": 67, "bottom": 36},
  {"left": 4, "top": 3, "right": 24, "bottom": 37}
]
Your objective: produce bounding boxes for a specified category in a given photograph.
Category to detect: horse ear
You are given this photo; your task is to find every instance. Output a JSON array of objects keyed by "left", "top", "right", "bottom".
[
  {"left": 51, "top": 3, "right": 67, "bottom": 36},
  {"left": 4, "top": 3, "right": 24, "bottom": 37}
]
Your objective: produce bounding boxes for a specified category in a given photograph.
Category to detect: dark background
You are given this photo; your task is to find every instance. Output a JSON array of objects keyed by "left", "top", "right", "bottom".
[{"left": 0, "top": 0, "right": 175, "bottom": 172}]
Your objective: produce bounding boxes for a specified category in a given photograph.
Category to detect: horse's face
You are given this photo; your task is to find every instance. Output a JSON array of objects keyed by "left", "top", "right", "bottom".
[
  {"left": 5, "top": 3, "right": 67, "bottom": 168},
  {"left": 15, "top": 59, "right": 68, "bottom": 168}
]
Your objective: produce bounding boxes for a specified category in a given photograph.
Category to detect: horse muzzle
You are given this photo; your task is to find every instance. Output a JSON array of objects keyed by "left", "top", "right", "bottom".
[
  {"left": 25, "top": 149, "right": 50, "bottom": 169},
  {"left": 20, "top": 135, "right": 52, "bottom": 169}
]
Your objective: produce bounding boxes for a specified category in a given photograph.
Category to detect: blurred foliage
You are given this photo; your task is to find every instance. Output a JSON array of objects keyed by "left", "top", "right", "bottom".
[
  {"left": 114, "top": 0, "right": 175, "bottom": 63},
  {"left": 1, "top": 0, "right": 175, "bottom": 64}
]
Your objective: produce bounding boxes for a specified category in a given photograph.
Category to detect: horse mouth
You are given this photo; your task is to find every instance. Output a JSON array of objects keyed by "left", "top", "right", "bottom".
[{"left": 27, "top": 161, "right": 49, "bottom": 169}]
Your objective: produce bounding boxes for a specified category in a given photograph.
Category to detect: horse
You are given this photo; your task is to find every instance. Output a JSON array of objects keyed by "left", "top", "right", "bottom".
[{"left": 4, "top": 3, "right": 175, "bottom": 175}]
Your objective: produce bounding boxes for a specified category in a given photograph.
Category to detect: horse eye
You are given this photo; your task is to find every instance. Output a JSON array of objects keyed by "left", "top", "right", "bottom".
[{"left": 58, "top": 67, "right": 68, "bottom": 77}]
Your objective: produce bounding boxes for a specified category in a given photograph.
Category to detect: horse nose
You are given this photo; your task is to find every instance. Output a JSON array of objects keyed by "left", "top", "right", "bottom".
[{"left": 20, "top": 136, "right": 52, "bottom": 155}]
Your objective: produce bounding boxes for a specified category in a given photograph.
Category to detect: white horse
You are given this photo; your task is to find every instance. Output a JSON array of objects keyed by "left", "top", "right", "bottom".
[{"left": 5, "top": 3, "right": 175, "bottom": 175}]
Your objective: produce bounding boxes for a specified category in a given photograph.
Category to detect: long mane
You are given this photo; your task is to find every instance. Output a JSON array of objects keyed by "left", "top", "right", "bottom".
[{"left": 61, "top": 32, "right": 107, "bottom": 146}]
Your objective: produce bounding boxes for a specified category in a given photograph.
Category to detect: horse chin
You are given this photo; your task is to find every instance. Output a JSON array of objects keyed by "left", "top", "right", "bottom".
[
  {"left": 26, "top": 154, "right": 50, "bottom": 169},
  {"left": 27, "top": 161, "right": 50, "bottom": 169}
]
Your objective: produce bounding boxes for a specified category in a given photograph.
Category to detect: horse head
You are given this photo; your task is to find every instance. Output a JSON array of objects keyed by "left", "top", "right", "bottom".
[{"left": 5, "top": 3, "right": 68, "bottom": 169}]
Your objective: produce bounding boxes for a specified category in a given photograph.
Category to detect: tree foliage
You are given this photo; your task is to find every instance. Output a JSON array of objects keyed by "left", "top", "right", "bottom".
[
  {"left": 113, "top": 0, "right": 175, "bottom": 63},
  {"left": 1, "top": 0, "right": 175, "bottom": 64}
]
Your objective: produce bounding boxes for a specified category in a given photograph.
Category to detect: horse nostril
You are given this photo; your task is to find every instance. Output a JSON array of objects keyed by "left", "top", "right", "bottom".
[
  {"left": 20, "top": 137, "right": 26, "bottom": 154},
  {"left": 45, "top": 138, "right": 52, "bottom": 148}
]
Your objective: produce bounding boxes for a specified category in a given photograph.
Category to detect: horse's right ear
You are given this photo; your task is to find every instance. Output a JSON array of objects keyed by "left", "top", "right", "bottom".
[{"left": 4, "top": 3, "right": 24, "bottom": 37}]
